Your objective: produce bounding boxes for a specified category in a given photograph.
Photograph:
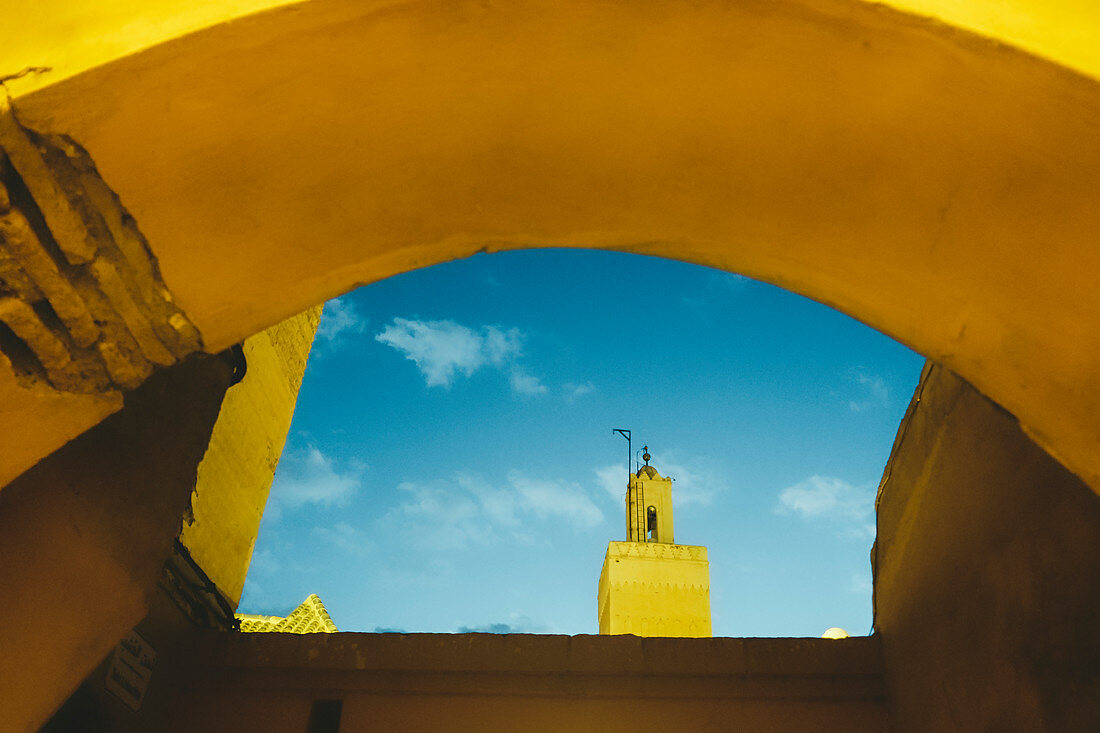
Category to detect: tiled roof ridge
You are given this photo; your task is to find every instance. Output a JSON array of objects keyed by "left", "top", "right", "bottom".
[
  {"left": 302, "top": 593, "right": 338, "bottom": 633},
  {"left": 235, "top": 593, "right": 338, "bottom": 634}
]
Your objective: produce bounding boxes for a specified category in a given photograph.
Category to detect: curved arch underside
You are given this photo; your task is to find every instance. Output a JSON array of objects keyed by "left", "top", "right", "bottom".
[{"left": 8, "top": 0, "right": 1100, "bottom": 493}]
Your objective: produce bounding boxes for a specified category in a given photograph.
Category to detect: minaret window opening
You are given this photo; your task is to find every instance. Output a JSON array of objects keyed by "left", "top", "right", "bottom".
[{"left": 647, "top": 506, "right": 658, "bottom": 541}]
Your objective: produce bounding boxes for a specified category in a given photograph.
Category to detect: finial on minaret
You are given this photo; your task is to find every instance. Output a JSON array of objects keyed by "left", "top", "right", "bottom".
[{"left": 642, "top": 447, "right": 651, "bottom": 465}]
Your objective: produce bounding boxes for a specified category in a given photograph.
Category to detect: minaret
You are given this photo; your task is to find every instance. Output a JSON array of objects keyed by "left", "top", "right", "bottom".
[{"left": 598, "top": 447, "right": 712, "bottom": 637}]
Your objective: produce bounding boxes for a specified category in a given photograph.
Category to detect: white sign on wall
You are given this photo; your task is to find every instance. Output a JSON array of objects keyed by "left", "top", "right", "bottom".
[{"left": 104, "top": 630, "right": 157, "bottom": 712}]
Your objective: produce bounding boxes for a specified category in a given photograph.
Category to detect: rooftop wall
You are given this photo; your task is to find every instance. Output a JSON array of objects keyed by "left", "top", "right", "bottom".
[
  {"left": 167, "top": 632, "right": 887, "bottom": 733},
  {"left": 874, "top": 364, "right": 1100, "bottom": 730}
]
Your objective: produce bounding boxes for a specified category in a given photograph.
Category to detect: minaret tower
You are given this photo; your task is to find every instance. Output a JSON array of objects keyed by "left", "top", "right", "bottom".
[{"left": 598, "top": 447, "right": 711, "bottom": 637}]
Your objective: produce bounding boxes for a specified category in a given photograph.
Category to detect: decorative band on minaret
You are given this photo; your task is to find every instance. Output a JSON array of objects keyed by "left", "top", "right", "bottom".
[{"left": 598, "top": 448, "right": 711, "bottom": 637}]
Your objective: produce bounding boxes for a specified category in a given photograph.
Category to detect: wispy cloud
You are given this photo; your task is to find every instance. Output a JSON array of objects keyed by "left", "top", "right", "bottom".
[
  {"left": 457, "top": 613, "right": 550, "bottom": 634},
  {"left": 683, "top": 271, "right": 752, "bottom": 311},
  {"left": 847, "top": 368, "right": 889, "bottom": 412},
  {"left": 382, "top": 471, "right": 604, "bottom": 551},
  {"left": 776, "top": 475, "right": 874, "bottom": 522},
  {"left": 710, "top": 270, "right": 750, "bottom": 292},
  {"left": 508, "top": 471, "right": 603, "bottom": 528},
  {"left": 393, "top": 479, "right": 488, "bottom": 551},
  {"left": 563, "top": 381, "right": 595, "bottom": 402},
  {"left": 313, "top": 521, "right": 373, "bottom": 558},
  {"left": 269, "top": 447, "right": 362, "bottom": 513},
  {"left": 655, "top": 454, "right": 723, "bottom": 506},
  {"left": 317, "top": 296, "right": 367, "bottom": 346},
  {"left": 246, "top": 548, "right": 280, "bottom": 578},
  {"left": 594, "top": 454, "right": 723, "bottom": 507},
  {"left": 509, "top": 368, "right": 547, "bottom": 395},
  {"left": 595, "top": 463, "right": 627, "bottom": 501},
  {"left": 375, "top": 318, "right": 543, "bottom": 395}
]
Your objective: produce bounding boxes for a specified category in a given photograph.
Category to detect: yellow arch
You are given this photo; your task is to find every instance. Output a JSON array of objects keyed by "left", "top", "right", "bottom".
[
  {"left": 6, "top": 0, "right": 1100, "bottom": 496},
  {"left": 6, "top": 0, "right": 1100, "bottom": 95}
]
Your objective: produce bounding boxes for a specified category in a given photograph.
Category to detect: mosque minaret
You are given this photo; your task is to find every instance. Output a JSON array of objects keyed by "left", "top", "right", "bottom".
[{"left": 598, "top": 446, "right": 711, "bottom": 637}]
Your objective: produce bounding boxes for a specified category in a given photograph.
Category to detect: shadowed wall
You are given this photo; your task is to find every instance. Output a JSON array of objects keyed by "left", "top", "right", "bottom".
[{"left": 875, "top": 365, "right": 1100, "bottom": 730}]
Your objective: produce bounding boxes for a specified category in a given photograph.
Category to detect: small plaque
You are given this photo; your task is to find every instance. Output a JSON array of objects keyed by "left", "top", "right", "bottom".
[{"left": 104, "top": 630, "right": 157, "bottom": 712}]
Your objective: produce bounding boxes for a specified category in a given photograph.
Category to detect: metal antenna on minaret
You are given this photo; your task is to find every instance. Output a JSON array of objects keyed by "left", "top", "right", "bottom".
[{"left": 613, "top": 428, "right": 632, "bottom": 477}]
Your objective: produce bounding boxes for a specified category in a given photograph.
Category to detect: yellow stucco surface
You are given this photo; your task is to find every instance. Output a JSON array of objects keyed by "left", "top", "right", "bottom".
[
  {"left": 236, "top": 594, "right": 337, "bottom": 634},
  {"left": 0, "top": 0, "right": 299, "bottom": 95},
  {"left": 886, "top": 0, "right": 1100, "bottom": 81},
  {"left": 599, "top": 542, "right": 712, "bottom": 638},
  {"left": 179, "top": 306, "right": 320, "bottom": 606},
  {"left": 0, "top": 362, "right": 120, "bottom": 490},
  {"left": 2, "top": 0, "right": 1098, "bottom": 96},
  {"left": 627, "top": 466, "right": 675, "bottom": 544},
  {"left": 2, "top": 3, "right": 1099, "bottom": 729},
  {"left": 0, "top": 355, "right": 235, "bottom": 732},
  {"left": 167, "top": 634, "right": 887, "bottom": 733},
  {"left": 3, "top": 0, "right": 1100, "bottom": 505},
  {"left": 874, "top": 364, "right": 1100, "bottom": 729}
]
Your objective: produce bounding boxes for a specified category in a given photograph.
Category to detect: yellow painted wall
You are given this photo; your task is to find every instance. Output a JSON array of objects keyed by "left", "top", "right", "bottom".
[
  {"left": 627, "top": 468, "right": 674, "bottom": 544},
  {"left": 5, "top": 0, "right": 1100, "bottom": 503},
  {"left": 179, "top": 306, "right": 320, "bottom": 606},
  {"left": 2, "top": 2, "right": 1100, "bottom": 725},
  {"left": 886, "top": 0, "right": 1100, "bottom": 81},
  {"left": 599, "top": 541, "right": 711, "bottom": 637},
  {"left": 0, "top": 0, "right": 300, "bottom": 96},
  {"left": 874, "top": 364, "right": 1100, "bottom": 730},
  {"left": 0, "top": 355, "right": 233, "bottom": 732},
  {"left": 166, "top": 633, "right": 887, "bottom": 733},
  {"left": 3, "top": 0, "right": 1099, "bottom": 97}
]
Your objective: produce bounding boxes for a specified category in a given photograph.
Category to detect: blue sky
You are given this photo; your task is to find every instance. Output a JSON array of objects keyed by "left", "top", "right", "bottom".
[{"left": 238, "top": 249, "right": 923, "bottom": 637}]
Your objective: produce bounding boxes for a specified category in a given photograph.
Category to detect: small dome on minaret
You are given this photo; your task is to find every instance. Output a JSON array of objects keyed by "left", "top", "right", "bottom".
[{"left": 636, "top": 445, "right": 661, "bottom": 478}]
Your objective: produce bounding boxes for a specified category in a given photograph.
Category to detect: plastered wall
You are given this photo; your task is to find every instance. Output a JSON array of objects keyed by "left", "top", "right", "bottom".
[
  {"left": 4, "top": 0, "right": 1100, "bottom": 503},
  {"left": 0, "top": 354, "right": 233, "bottom": 731},
  {"left": 599, "top": 542, "right": 711, "bottom": 637},
  {"left": 179, "top": 306, "right": 320, "bottom": 606},
  {"left": 166, "top": 633, "right": 886, "bottom": 733},
  {"left": 874, "top": 364, "right": 1100, "bottom": 730}
]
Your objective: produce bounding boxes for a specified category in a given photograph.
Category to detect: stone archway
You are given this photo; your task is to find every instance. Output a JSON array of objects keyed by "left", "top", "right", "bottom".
[
  {"left": 4, "top": 3, "right": 1100, "bottom": 728},
  {"left": 5, "top": 0, "right": 1100, "bottom": 498}
]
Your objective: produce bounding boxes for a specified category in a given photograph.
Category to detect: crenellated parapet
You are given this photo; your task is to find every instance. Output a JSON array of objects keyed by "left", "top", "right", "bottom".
[{"left": 606, "top": 540, "right": 708, "bottom": 563}]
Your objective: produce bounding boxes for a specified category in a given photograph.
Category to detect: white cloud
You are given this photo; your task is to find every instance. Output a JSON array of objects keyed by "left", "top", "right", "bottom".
[
  {"left": 484, "top": 327, "right": 523, "bottom": 366},
  {"left": 315, "top": 296, "right": 367, "bottom": 348},
  {"left": 458, "top": 474, "right": 520, "bottom": 528},
  {"left": 393, "top": 479, "right": 489, "bottom": 551},
  {"left": 457, "top": 613, "right": 551, "bottom": 634},
  {"left": 655, "top": 455, "right": 723, "bottom": 506},
  {"left": 381, "top": 471, "right": 605, "bottom": 551},
  {"left": 594, "top": 454, "right": 721, "bottom": 507},
  {"left": 776, "top": 475, "right": 873, "bottom": 521},
  {"left": 375, "top": 318, "right": 534, "bottom": 389},
  {"left": 848, "top": 369, "right": 889, "bottom": 412},
  {"left": 710, "top": 271, "right": 749, "bottom": 292},
  {"left": 375, "top": 319, "right": 490, "bottom": 387},
  {"left": 563, "top": 381, "right": 595, "bottom": 402},
  {"left": 246, "top": 548, "right": 279, "bottom": 577},
  {"left": 313, "top": 521, "right": 373, "bottom": 558},
  {"left": 270, "top": 447, "right": 361, "bottom": 511},
  {"left": 509, "top": 368, "right": 547, "bottom": 395},
  {"left": 595, "top": 464, "right": 627, "bottom": 501},
  {"left": 508, "top": 471, "right": 603, "bottom": 528}
]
